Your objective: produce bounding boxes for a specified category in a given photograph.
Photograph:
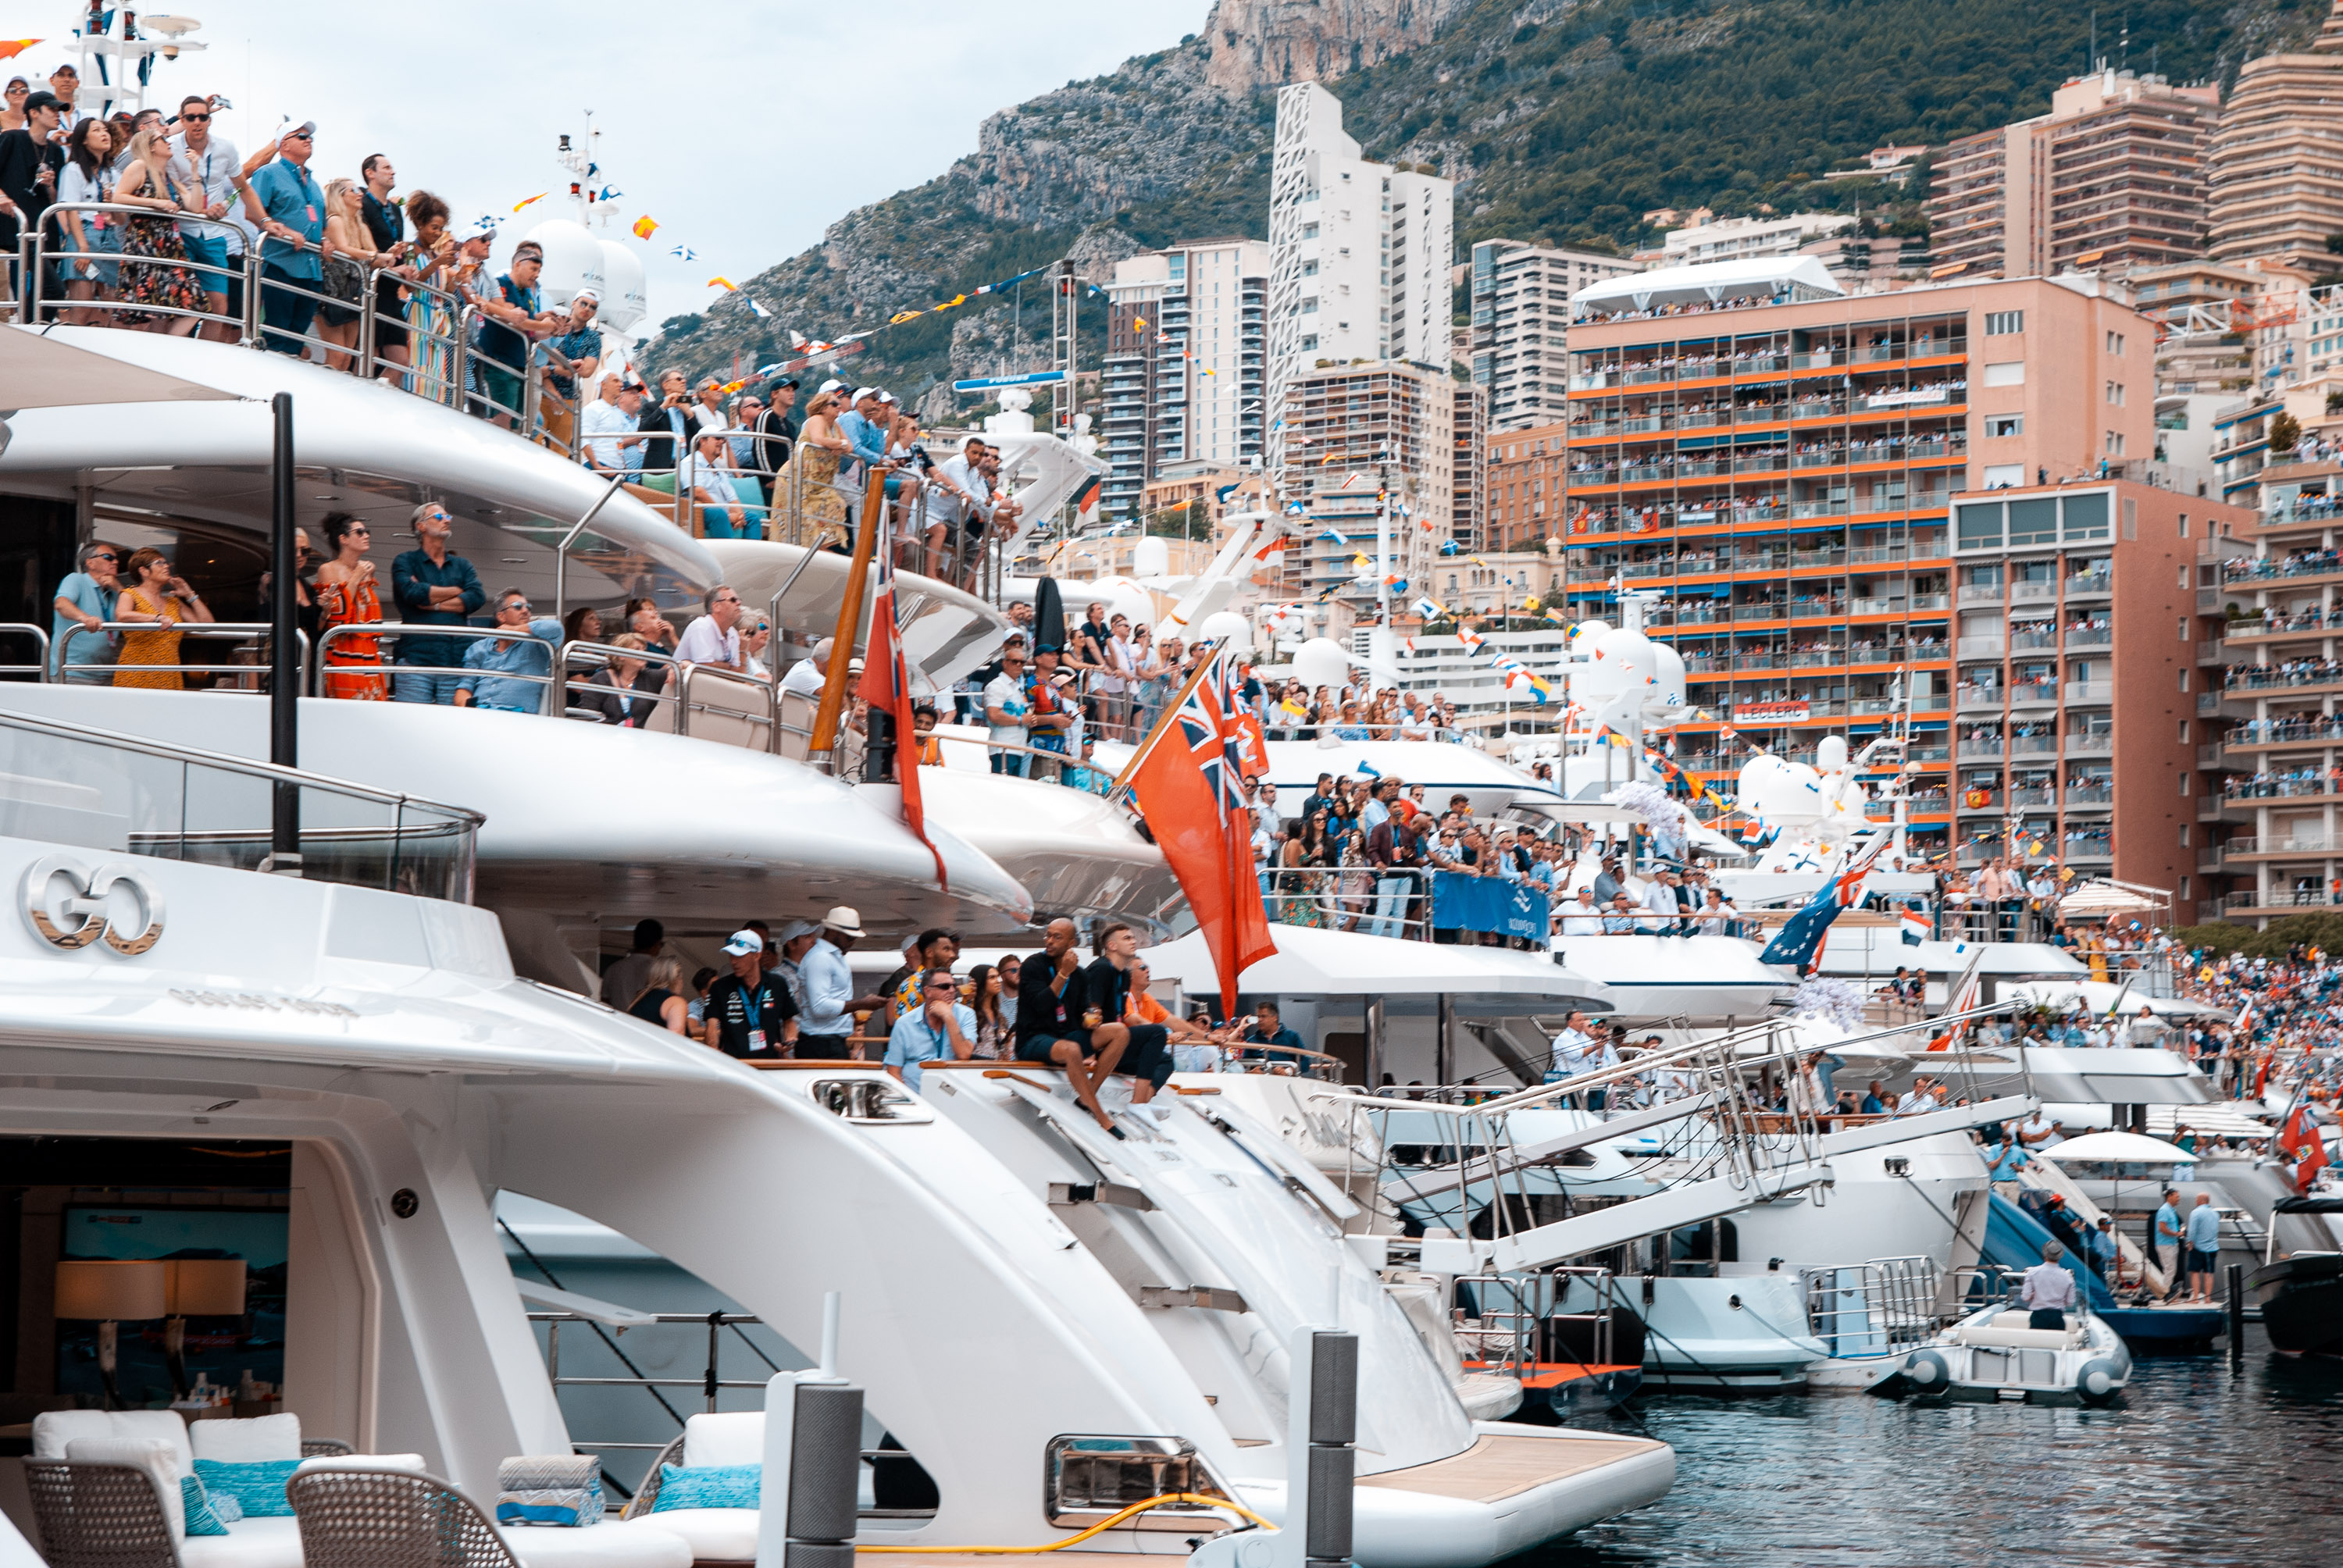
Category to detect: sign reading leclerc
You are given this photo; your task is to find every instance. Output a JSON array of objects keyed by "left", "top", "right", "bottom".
[{"left": 1732, "top": 700, "right": 1811, "bottom": 724}]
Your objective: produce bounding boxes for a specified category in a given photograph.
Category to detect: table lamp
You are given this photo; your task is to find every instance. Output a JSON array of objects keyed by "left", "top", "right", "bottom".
[
  {"left": 162, "top": 1259, "right": 248, "bottom": 1400},
  {"left": 53, "top": 1260, "right": 168, "bottom": 1409}
]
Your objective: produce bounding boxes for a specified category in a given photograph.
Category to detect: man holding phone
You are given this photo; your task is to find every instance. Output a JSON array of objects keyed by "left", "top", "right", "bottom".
[{"left": 243, "top": 119, "right": 326, "bottom": 356}]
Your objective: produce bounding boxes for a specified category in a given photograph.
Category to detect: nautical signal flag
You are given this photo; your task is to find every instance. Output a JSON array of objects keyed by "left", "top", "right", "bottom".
[
  {"left": 632, "top": 216, "right": 659, "bottom": 239},
  {"left": 512, "top": 192, "right": 547, "bottom": 212},
  {"left": 0, "top": 40, "right": 41, "bottom": 59},
  {"left": 1900, "top": 907, "right": 1931, "bottom": 946},
  {"left": 708, "top": 277, "right": 737, "bottom": 291}
]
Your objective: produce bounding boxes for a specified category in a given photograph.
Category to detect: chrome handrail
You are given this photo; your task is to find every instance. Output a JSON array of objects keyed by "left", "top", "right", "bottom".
[
  {"left": 308, "top": 623, "right": 561, "bottom": 715},
  {"left": 57, "top": 622, "right": 306, "bottom": 685},
  {"left": 0, "top": 622, "right": 53, "bottom": 680}
]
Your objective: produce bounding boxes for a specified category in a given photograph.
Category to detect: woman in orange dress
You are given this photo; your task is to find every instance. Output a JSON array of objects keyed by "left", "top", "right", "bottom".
[
  {"left": 112, "top": 547, "right": 214, "bottom": 690},
  {"left": 312, "top": 513, "right": 385, "bottom": 699}
]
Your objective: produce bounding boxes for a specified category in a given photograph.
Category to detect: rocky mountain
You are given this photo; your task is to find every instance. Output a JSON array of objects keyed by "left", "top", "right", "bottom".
[{"left": 653, "top": 0, "right": 2323, "bottom": 412}]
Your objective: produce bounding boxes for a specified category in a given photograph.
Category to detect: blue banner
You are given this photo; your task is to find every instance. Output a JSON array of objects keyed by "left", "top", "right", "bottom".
[{"left": 1430, "top": 874, "right": 1550, "bottom": 941}]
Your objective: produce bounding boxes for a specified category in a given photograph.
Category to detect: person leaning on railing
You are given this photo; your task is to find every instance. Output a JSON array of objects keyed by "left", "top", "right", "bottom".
[
  {"left": 112, "top": 546, "right": 214, "bottom": 690},
  {"left": 238, "top": 119, "right": 325, "bottom": 357},
  {"left": 451, "top": 588, "right": 559, "bottom": 713},
  {"left": 573, "top": 633, "right": 657, "bottom": 726}
]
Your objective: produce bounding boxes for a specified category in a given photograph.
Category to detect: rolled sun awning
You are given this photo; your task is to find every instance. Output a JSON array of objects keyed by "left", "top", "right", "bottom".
[{"left": 0, "top": 325, "right": 242, "bottom": 408}]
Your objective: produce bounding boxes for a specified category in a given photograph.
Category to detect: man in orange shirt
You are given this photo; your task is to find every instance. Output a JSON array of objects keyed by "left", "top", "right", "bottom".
[{"left": 1126, "top": 957, "right": 1220, "bottom": 1072}]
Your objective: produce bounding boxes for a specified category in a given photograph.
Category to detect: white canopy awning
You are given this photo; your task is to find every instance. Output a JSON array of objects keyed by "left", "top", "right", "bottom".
[
  {"left": 1143, "top": 923, "right": 1614, "bottom": 1018},
  {"left": 2036, "top": 1131, "right": 2197, "bottom": 1164},
  {"left": 1, "top": 324, "right": 241, "bottom": 408},
  {"left": 1572, "top": 256, "right": 1842, "bottom": 314}
]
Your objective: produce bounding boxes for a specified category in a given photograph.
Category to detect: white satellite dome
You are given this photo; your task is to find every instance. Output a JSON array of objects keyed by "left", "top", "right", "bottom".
[
  {"left": 1291, "top": 636, "right": 1351, "bottom": 694},
  {"left": 1198, "top": 610, "right": 1252, "bottom": 649},
  {"left": 519, "top": 219, "right": 604, "bottom": 310},
  {"left": 595, "top": 239, "right": 648, "bottom": 332},
  {"left": 1132, "top": 536, "right": 1169, "bottom": 579}
]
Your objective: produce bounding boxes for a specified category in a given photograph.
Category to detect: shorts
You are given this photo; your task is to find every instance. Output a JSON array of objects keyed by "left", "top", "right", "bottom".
[
  {"left": 180, "top": 233, "right": 229, "bottom": 294},
  {"left": 481, "top": 365, "right": 524, "bottom": 421},
  {"left": 2188, "top": 1246, "right": 2219, "bottom": 1274},
  {"left": 1015, "top": 1033, "right": 1088, "bottom": 1065},
  {"left": 1110, "top": 1024, "right": 1173, "bottom": 1091}
]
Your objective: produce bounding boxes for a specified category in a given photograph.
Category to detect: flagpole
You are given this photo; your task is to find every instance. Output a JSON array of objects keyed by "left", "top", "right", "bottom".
[{"left": 809, "top": 469, "right": 888, "bottom": 757}]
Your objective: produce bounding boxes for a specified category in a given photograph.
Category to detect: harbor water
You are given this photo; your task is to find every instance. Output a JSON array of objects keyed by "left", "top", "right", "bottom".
[{"left": 1512, "top": 1327, "right": 2342, "bottom": 1567}]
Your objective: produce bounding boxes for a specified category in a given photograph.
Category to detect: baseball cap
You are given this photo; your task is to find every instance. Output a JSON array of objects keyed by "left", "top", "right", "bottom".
[
  {"left": 48, "top": 62, "right": 77, "bottom": 78},
  {"left": 23, "top": 90, "right": 57, "bottom": 112},
  {"left": 817, "top": 379, "right": 846, "bottom": 395},
  {"left": 769, "top": 376, "right": 799, "bottom": 390},
  {"left": 851, "top": 387, "right": 876, "bottom": 401},
  {"left": 284, "top": 119, "right": 316, "bottom": 141},
  {"left": 875, "top": 390, "right": 897, "bottom": 405},
  {"left": 720, "top": 929, "right": 764, "bottom": 957}
]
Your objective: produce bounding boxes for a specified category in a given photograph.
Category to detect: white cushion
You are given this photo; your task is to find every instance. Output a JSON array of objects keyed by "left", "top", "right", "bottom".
[
  {"left": 294, "top": 1452, "right": 428, "bottom": 1474},
  {"left": 613, "top": 1509, "right": 757, "bottom": 1561},
  {"left": 181, "top": 1516, "right": 305, "bottom": 1568},
  {"left": 34, "top": 1410, "right": 194, "bottom": 1477},
  {"left": 680, "top": 1412, "right": 763, "bottom": 1470},
  {"left": 63, "top": 1438, "right": 184, "bottom": 1538},
  {"left": 501, "top": 1521, "right": 693, "bottom": 1568},
  {"left": 189, "top": 1414, "right": 302, "bottom": 1463}
]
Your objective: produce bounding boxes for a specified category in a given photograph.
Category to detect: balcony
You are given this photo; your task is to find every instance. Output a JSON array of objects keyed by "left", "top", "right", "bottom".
[
  {"left": 2224, "top": 836, "right": 2339, "bottom": 857},
  {"left": 1849, "top": 597, "right": 1904, "bottom": 616},
  {"left": 2010, "top": 580, "right": 2059, "bottom": 604},
  {"left": 1956, "top": 636, "right": 2006, "bottom": 659},
  {"left": 2010, "top": 682, "right": 2061, "bottom": 705},
  {"left": 2064, "top": 572, "right": 2113, "bottom": 599},
  {"left": 1910, "top": 594, "right": 1951, "bottom": 611},
  {"left": 2010, "top": 788, "right": 2057, "bottom": 807},
  {"left": 2224, "top": 888, "right": 2343, "bottom": 914},
  {"left": 2066, "top": 733, "right": 2116, "bottom": 757},
  {"left": 1957, "top": 792, "right": 2002, "bottom": 814},
  {"left": 1958, "top": 583, "right": 2005, "bottom": 606},
  {"left": 1956, "top": 686, "right": 2004, "bottom": 711},
  {"left": 1957, "top": 738, "right": 2006, "bottom": 758},
  {"left": 2011, "top": 734, "right": 2060, "bottom": 755},
  {"left": 2064, "top": 784, "right": 2114, "bottom": 807},
  {"left": 2010, "top": 630, "right": 2059, "bottom": 652},
  {"left": 2063, "top": 680, "right": 2114, "bottom": 704},
  {"left": 2064, "top": 628, "right": 2113, "bottom": 650},
  {"left": 1848, "top": 545, "right": 1910, "bottom": 565}
]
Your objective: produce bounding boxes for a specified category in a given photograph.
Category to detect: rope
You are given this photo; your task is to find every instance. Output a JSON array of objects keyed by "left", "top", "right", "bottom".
[{"left": 854, "top": 1492, "right": 1276, "bottom": 1554}]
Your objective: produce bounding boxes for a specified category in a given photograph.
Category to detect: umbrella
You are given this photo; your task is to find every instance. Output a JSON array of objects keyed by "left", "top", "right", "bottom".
[
  {"left": 2055, "top": 880, "right": 2167, "bottom": 918},
  {"left": 2035, "top": 1131, "right": 2197, "bottom": 1164},
  {"left": 1032, "top": 577, "right": 1067, "bottom": 655},
  {"left": 1142, "top": 923, "right": 1613, "bottom": 1018}
]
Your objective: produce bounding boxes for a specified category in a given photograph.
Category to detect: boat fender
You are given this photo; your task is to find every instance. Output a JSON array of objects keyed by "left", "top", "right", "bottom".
[
  {"left": 2076, "top": 1357, "right": 2122, "bottom": 1405},
  {"left": 1903, "top": 1349, "right": 1949, "bottom": 1391}
]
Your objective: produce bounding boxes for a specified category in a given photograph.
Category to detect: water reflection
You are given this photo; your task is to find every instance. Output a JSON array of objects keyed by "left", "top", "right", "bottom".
[{"left": 1513, "top": 1329, "right": 2343, "bottom": 1566}]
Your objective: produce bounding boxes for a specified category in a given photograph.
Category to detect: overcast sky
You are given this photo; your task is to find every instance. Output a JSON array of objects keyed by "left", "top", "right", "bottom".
[{"left": 33, "top": 1, "right": 1212, "bottom": 331}]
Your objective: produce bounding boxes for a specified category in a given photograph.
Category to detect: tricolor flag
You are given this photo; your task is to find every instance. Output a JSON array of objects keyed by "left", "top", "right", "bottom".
[{"left": 1900, "top": 907, "right": 1931, "bottom": 946}]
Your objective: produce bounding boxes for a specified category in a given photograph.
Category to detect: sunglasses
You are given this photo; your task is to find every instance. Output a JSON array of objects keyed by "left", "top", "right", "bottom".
[
  {"left": 88, "top": 551, "right": 117, "bottom": 562},
  {"left": 502, "top": 600, "right": 532, "bottom": 612},
  {"left": 180, "top": 112, "right": 210, "bottom": 122},
  {"left": 348, "top": 526, "right": 369, "bottom": 536}
]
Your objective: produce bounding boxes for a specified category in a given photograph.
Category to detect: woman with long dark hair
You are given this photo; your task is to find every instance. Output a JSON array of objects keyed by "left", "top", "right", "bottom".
[
  {"left": 55, "top": 117, "right": 120, "bottom": 326},
  {"left": 314, "top": 512, "right": 385, "bottom": 699},
  {"left": 966, "top": 963, "right": 1010, "bottom": 1060}
]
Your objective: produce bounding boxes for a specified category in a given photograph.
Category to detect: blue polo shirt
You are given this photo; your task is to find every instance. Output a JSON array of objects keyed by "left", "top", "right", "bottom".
[
  {"left": 2184, "top": 1203, "right": 2220, "bottom": 1251},
  {"left": 838, "top": 411, "right": 888, "bottom": 466},
  {"left": 457, "top": 616, "right": 562, "bottom": 712},
  {"left": 247, "top": 155, "right": 324, "bottom": 278},
  {"left": 884, "top": 1003, "right": 975, "bottom": 1093},
  {"left": 477, "top": 273, "right": 540, "bottom": 371}
]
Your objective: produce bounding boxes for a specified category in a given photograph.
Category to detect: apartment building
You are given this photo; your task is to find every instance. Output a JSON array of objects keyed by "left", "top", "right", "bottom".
[
  {"left": 1485, "top": 420, "right": 1571, "bottom": 554},
  {"left": 1100, "top": 239, "right": 1270, "bottom": 518},
  {"left": 1468, "top": 239, "right": 1640, "bottom": 432},
  {"left": 1560, "top": 267, "right": 2159, "bottom": 861},
  {"left": 2206, "top": 2, "right": 2343, "bottom": 272},
  {"left": 1929, "top": 69, "right": 2218, "bottom": 280},
  {"left": 1452, "top": 382, "right": 1487, "bottom": 549},
  {"left": 1276, "top": 360, "right": 1454, "bottom": 609},
  {"left": 1657, "top": 212, "right": 1856, "bottom": 266},
  {"left": 1952, "top": 481, "right": 2250, "bottom": 914},
  {"left": 2202, "top": 452, "right": 2343, "bottom": 924}
]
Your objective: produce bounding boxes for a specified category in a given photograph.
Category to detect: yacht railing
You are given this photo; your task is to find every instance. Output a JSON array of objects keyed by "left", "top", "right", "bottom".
[
  {"left": 57, "top": 623, "right": 308, "bottom": 687},
  {"left": 0, "top": 624, "right": 52, "bottom": 682},
  {"left": 0, "top": 705, "right": 479, "bottom": 900},
  {"left": 1803, "top": 1256, "right": 1946, "bottom": 1356}
]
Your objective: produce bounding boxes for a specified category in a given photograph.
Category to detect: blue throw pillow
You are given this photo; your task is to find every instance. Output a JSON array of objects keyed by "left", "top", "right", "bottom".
[
  {"left": 192, "top": 1458, "right": 302, "bottom": 1519},
  {"left": 180, "top": 1474, "right": 231, "bottom": 1536},
  {"left": 649, "top": 1464, "right": 759, "bottom": 1512}
]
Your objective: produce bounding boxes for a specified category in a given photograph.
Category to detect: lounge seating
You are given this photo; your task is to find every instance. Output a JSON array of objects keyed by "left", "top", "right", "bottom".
[
  {"left": 289, "top": 1466, "right": 688, "bottom": 1568},
  {"left": 1949, "top": 1310, "right": 2082, "bottom": 1350},
  {"left": 609, "top": 1412, "right": 764, "bottom": 1564}
]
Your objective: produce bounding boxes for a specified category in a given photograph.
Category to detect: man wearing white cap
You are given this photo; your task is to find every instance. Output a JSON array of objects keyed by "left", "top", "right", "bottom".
[
  {"left": 794, "top": 906, "right": 865, "bottom": 1059},
  {"left": 702, "top": 929, "right": 797, "bottom": 1059}
]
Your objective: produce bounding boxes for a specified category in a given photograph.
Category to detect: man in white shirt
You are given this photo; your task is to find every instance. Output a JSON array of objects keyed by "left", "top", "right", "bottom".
[
  {"left": 673, "top": 586, "right": 745, "bottom": 673},
  {"left": 582, "top": 376, "right": 644, "bottom": 474},
  {"left": 782, "top": 636, "right": 833, "bottom": 699},
  {"left": 167, "top": 96, "right": 243, "bottom": 337},
  {"left": 680, "top": 429, "right": 751, "bottom": 539},
  {"left": 1560, "top": 886, "right": 1605, "bottom": 936},
  {"left": 1396, "top": 694, "right": 1433, "bottom": 741},
  {"left": 982, "top": 647, "right": 1032, "bottom": 776},
  {"left": 1547, "top": 1010, "right": 1598, "bottom": 1081},
  {"left": 1639, "top": 870, "right": 1683, "bottom": 934},
  {"left": 931, "top": 436, "right": 993, "bottom": 577},
  {"left": 2020, "top": 1241, "right": 2080, "bottom": 1329}
]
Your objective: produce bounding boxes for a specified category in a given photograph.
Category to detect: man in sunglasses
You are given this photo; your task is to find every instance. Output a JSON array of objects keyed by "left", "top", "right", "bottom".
[
  {"left": 453, "top": 589, "right": 562, "bottom": 713},
  {"left": 240, "top": 119, "right": 325, "bottom": 356},
  {"left": 49, "top": 540, "right": 123, "bottom": 683},
  {"left": 169, "top": 95, "right": 245, "bottom": 340},
  {"left": 390, "top": 502, "right": 486, "bottom": 704}
]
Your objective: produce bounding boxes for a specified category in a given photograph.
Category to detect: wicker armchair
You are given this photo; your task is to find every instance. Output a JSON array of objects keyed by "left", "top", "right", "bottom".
[
  {"left": 617, "top": 1434, "right": 686, "bottom": 1521},
  {"left": 24, "top": 1458, "right": 182, "bottom": 1568},
  {"left": 287, "top": 1466, "right": 521, "bottom": 1568},
  {"left": 301, "top": 1439, "right": 356, "bottom": 1457}
]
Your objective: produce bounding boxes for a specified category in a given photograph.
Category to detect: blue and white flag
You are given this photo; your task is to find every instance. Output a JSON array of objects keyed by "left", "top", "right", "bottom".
[{"left": 1759, "top": 832, "right": 1893, "bottom": 975}]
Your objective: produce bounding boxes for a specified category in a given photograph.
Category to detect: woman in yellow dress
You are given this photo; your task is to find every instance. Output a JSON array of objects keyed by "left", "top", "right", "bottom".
[
  {"left": 112, "top": 547, "right": 215, "bottom": 690},
  {"left": 2084, "top": 925, "right": 2109, "bottom": 984},
  {"left": 769, "top": 388, "right": 852, "bottom": 551},
  {"left": 313, "top": 512, "right": 386, "bottom": 699}
]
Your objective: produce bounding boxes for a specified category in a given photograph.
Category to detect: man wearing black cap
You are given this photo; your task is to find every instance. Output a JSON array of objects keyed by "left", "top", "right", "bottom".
[{"left": 0, "top": 91, "right": 63, "bottom": 258}]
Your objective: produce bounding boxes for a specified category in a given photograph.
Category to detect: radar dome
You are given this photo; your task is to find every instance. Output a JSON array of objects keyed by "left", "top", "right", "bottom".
[
  {"left": 595, "top": 239, "right": 647, "bottom": 331},
  {"left": 1197, "top": 610, "right": 1253, "bottom": 650},
  {"left": 1292, "top": 637, "right": 1352, "bottom": 694},
  {"left": 519, "top": 219, "right": 604, "bottom": 311}
]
